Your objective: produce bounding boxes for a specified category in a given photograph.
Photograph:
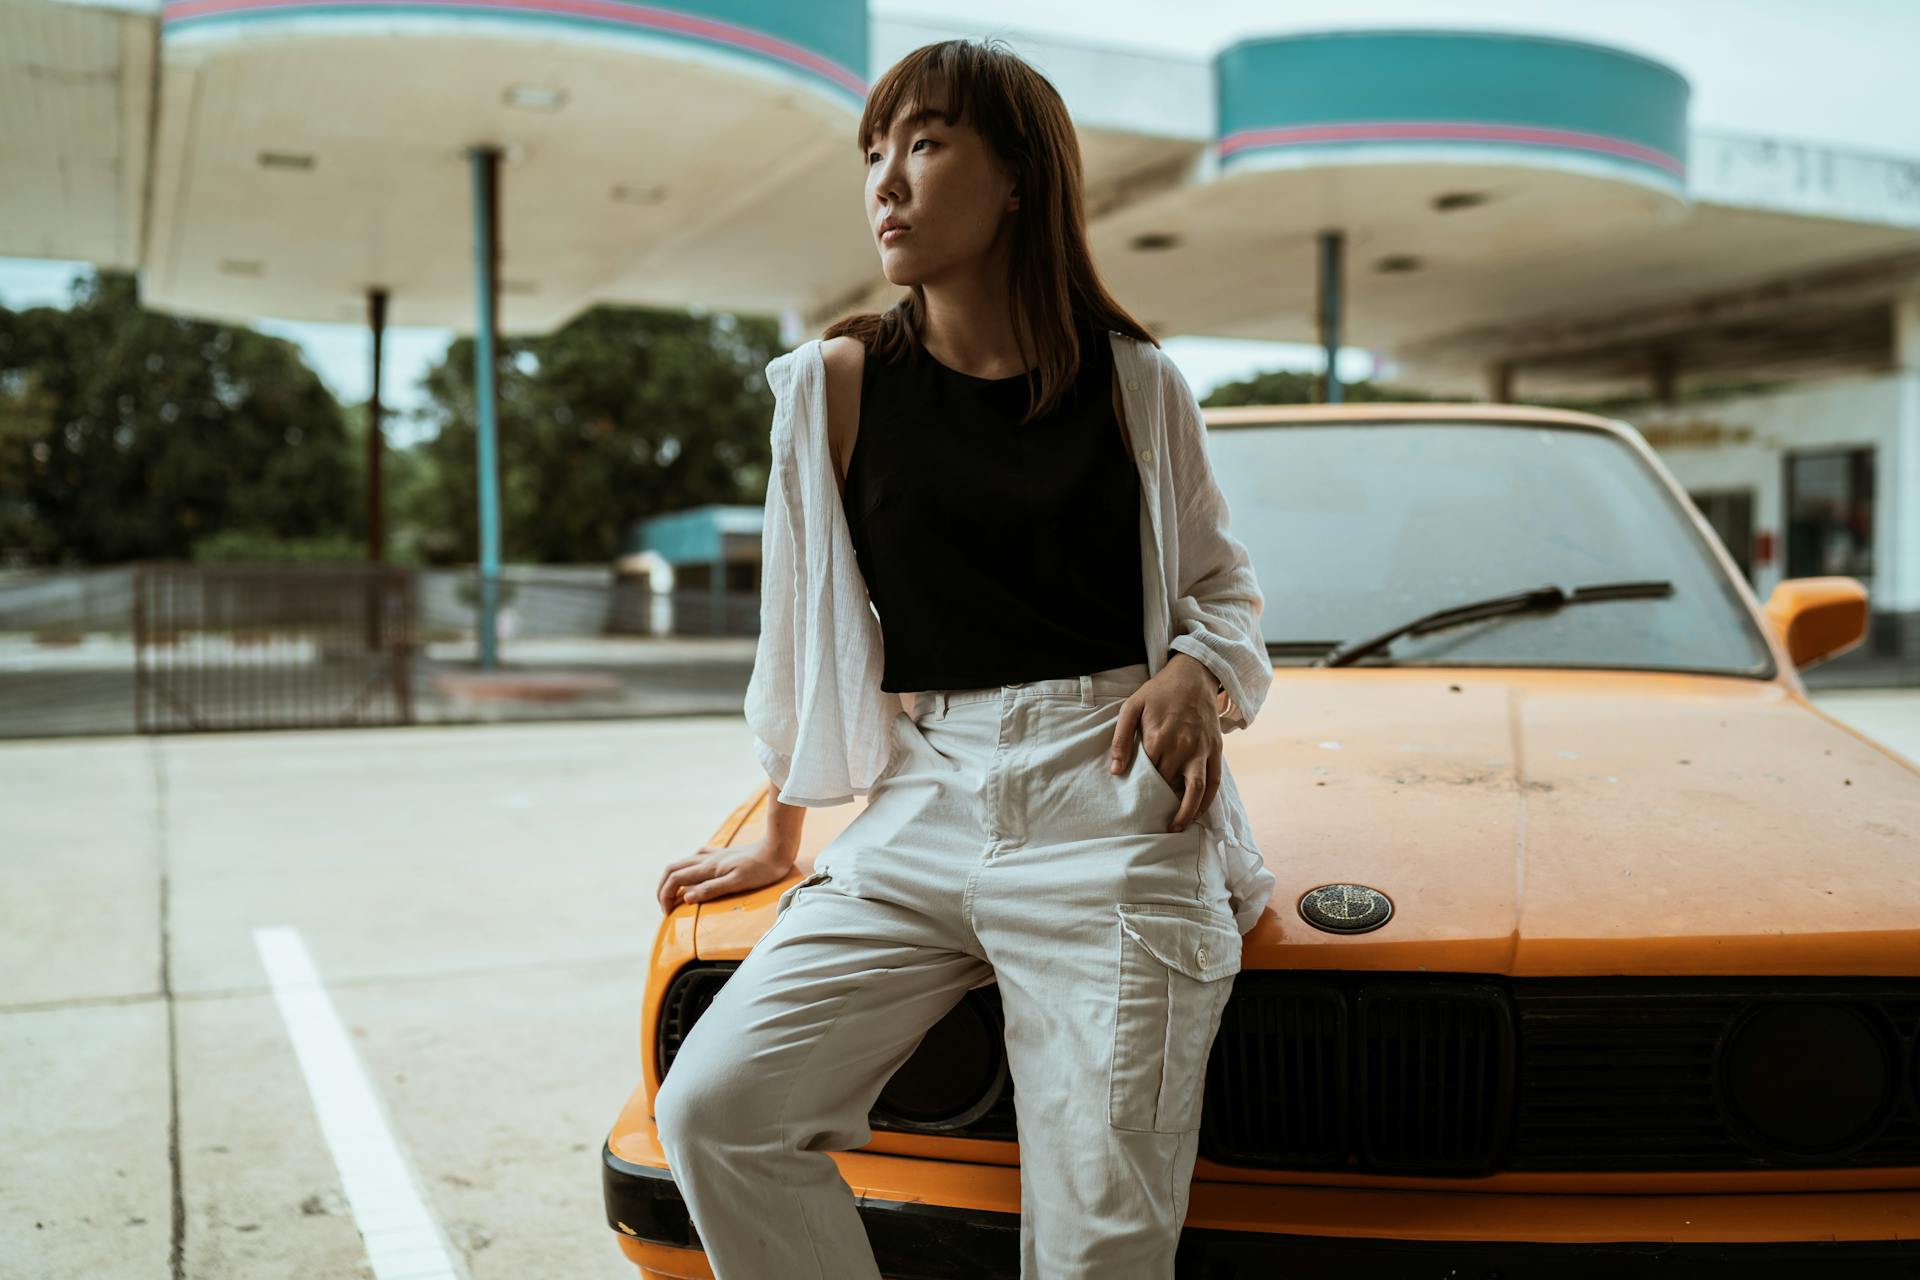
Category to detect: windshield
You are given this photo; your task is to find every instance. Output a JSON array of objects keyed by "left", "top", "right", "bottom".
[{"left": 1207, "top": 420, "right": 1774, "bottom": 676}]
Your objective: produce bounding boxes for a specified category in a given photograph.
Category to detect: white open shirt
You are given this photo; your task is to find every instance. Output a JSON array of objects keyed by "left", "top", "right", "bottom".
[{"left": 744, "top": 328, "right": 1277, "bottom": 936}]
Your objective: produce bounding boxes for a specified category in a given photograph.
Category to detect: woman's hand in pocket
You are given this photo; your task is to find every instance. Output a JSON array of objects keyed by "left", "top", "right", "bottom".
[
  {"left": 1108, "top": 654, "right": 1223, "bottom": 833},
  {"left": 657, "top": 835, "right": 797, "bottom": 915}
]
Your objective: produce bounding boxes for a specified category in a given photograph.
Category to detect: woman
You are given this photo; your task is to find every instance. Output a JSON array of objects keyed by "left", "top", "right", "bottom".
[{"left": 651, "top": 37, "right": 1274, "bottom": 1279}]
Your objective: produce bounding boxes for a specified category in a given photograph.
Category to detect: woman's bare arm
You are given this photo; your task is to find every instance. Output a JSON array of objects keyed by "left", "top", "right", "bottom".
[{"left": 654, "top": 336, "right": 878, "bottom": 915}]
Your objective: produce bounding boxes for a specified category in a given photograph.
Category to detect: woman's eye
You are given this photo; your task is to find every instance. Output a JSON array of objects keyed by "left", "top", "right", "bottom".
[{"left": 866, "top": 139, "right": 934, "bottom": 164}]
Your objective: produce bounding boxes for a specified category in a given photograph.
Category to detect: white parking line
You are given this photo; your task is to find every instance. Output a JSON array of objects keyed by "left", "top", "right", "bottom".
[{"left": 254, "top": 926, "right": 463, "bottom": 1280}]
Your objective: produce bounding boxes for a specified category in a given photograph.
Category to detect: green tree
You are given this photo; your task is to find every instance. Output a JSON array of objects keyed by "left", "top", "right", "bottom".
[
  {"left": 0, "top": 269, "right": 359, "bottom": 565},
  {"left": 339, "top": 399, "right": 445, "bottom": 567},
  {"left": 1199, "top": 366, "right": 1452, "bottom": 408},
  {"left": 411, "top": 305, "right": 782, "bottom": 564}
]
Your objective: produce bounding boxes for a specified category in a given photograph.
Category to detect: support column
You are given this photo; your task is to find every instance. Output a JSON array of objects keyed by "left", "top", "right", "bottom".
[
  {"left": 365, "top": 286, "right": 389, "bottom": 652},
  {"left": 469, "top": 146, "right": 505, "bottom": 670},
  {"left": 366, "top": 287, "right": 388, "bottom": 565},
  {"left": 1650, "top": 344, "right": 1679, "bottom": 406},
  {"left": 1317, "top": 230, "right": 1344, "bottom": 404},
  {"left": 1483, "top": 360, "right": 1513, "bottom": 404}
]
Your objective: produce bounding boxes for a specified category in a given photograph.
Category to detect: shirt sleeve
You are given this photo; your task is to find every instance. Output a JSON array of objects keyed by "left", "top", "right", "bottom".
[
  {"left": 1155, "top": 348, "right": 1272, "bottom": 734},
  {"left": 740, "top": 343, "right": 897, "bottom": 807},
  {"left": 742, "top": 351, "right": 804, "bottom": 793}
]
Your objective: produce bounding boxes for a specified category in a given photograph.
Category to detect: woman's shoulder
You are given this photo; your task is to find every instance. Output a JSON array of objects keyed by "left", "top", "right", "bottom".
[
  {"left": 820, "top": 335, "right": 865, "bottom": 385},
  {"left": 764, "top": 336, "right": 865, "bottom": 389},
  {"left": 819, "top": 337, "right": 865, "bottom": 482}
]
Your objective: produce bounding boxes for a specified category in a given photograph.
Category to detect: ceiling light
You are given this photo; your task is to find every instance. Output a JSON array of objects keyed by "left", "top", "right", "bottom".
[
  {"left": 503, "top": 85, "right": 567, "bottom": 111},
  {"left": 611, "top": 183, "right": 669, "bottom": 206}
]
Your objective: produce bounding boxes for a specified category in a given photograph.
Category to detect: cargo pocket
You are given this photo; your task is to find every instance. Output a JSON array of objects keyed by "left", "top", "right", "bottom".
[{"left": 1108, "top": 902, "right": 1243, "bottom": 1133}]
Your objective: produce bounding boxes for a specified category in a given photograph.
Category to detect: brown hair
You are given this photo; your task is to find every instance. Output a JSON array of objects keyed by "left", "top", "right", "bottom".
[{"left": 821, "top": 37, "right": 1158, "bottom": 424}]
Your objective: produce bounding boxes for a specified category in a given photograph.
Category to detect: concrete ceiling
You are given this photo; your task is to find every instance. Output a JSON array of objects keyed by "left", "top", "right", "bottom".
[{"left": 4, "top": 2, "right": 1918, "bottom": 398}]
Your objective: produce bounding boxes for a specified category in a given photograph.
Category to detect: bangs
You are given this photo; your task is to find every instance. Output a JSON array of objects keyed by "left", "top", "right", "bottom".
[{"left": 857, "top": 50, "right": 973, "bottom": 153}]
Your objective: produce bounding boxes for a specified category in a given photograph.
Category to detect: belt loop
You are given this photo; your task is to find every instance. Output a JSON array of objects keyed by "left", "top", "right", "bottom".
[
  {"left": 939, "top": 689, "right": 952, "bottom": 715},
  {"left": 1079, "top": 672, "right": 1093, "bottom": 706}
]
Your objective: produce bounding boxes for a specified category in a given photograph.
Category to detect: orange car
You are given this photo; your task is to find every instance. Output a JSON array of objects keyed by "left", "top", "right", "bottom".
[{"left": 602, "top": 403, "right": 1920, "bottom": 1277}]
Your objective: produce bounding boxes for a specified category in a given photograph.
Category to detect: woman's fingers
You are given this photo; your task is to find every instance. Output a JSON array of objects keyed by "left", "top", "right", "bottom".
[
  {"left": 656, "top": 857, "right": 697, "bottom": 910},
  {"left": 682, "top": 872, "right": 737, "bottom": 903},
  {"left": 659, "top": 853, "right": 717, "bottom": 911},
  {"left": 659, "top": 846, "right": 791, "bottom": 911},
  {"left": 1171, "top": 759, "right": 1200, "bottom": 832},
  {"left": 1109, "top": 696, "right": 1141, "bottom": 773},
  {"left": 1166, "top": 746, "right": 1224, "bottom": 833}
]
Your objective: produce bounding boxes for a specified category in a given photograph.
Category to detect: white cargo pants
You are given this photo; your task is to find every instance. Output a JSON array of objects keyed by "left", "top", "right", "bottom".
[{"left": 653, "top": 660, "right": 1245, "bottom": 1279}]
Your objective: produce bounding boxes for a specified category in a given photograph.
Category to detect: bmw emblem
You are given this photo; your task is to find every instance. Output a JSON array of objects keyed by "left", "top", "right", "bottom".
[{"left": 1298, "top": 883, "right": 1393, "bottom": 934}]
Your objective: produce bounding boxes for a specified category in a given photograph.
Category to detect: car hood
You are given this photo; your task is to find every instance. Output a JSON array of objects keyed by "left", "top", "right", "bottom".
[{"left": 1233, "top": 669, "right": 1920, "bottom": 974}]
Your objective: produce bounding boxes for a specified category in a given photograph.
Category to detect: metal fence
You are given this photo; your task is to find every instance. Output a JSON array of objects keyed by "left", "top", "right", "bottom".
[
  {"left": 133, "top": 563, "right": 416, "bottom": 733},
  {"left": 0, "top": 562, "right": 763, "bottom": 739}
]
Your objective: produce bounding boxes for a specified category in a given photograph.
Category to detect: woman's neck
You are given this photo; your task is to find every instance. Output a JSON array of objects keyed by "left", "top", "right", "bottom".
[{"left": 917, "top": 276, "right": 1025, "bottom": 379}]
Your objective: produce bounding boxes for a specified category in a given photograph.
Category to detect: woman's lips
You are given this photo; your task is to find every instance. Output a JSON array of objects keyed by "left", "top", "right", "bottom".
[{"left": 881, "top": 227, "right": 910, "bottom": 243}]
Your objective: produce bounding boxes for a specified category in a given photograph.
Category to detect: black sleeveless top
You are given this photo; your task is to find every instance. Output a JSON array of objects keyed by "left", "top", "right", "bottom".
[{"left": 843, "top": 317, "right": 1148, "bottom": 692}]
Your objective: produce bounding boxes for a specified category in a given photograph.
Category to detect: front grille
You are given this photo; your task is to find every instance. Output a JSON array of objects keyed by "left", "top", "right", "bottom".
[
  {"left": 1509, "top": 977, "right": 1920, "bottom": 1170},
  {"left": 658, "top": 964, "right": 1920, "bottom": 1174},
  {"left": 1203, "top": 976, "right": 1512, "bottom": 1173},
  {"left": 1357, "top": 982, "right": 1513, "bottom": 1172},
  {"left": 1205, "top": 980, "right": 1346, "bottom": 1166},
  {"left": 1202, "top": 973, "right": 1920, "bottom": 1173}
]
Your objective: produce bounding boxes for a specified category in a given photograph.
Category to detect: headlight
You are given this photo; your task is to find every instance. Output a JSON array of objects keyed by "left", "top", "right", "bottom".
[
  {"left": 871, "top": 988, "right": 1008, "bottom": 1132},
  {"left": 1717, "top": 999, "right": 1899, "bottom": 1160}
]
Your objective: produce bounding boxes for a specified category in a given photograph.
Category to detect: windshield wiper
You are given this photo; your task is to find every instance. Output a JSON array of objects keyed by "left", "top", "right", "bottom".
[{"left": 1315, "top": 579, "right": 1675, "bottom": 668}]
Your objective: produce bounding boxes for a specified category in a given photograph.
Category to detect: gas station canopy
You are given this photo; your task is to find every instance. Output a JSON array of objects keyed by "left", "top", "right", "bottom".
[{"left": 6, "top": 2, "right": 1920, "bottom": 397}]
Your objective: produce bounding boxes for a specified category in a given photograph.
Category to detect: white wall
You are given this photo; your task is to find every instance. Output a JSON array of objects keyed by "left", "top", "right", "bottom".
[{"left": 1619, "top": 373, "right": 1913, "bottom": 610}]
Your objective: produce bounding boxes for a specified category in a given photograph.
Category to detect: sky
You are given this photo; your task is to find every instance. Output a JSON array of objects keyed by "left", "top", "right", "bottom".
[{"left": 2, "top": 0, "right": 1914, "bottom": 422}]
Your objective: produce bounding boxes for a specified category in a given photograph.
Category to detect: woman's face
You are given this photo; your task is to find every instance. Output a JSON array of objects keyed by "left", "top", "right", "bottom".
[{"left": 864, "top": 100, "right": 1019, "bottom": 287}]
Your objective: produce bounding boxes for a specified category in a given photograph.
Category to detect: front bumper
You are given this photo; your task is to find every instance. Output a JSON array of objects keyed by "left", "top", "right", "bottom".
[{"left": 603, "top": 1136, "right": 1920, "bottom": 1279}]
